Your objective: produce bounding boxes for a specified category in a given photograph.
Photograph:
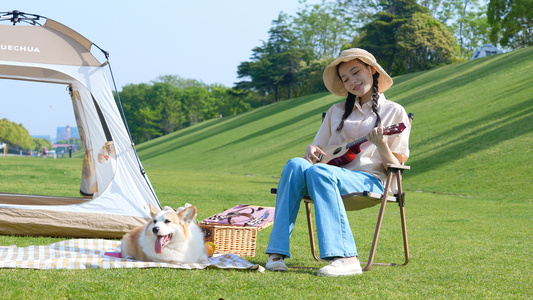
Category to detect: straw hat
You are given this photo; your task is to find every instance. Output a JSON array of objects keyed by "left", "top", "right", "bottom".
[{"left": 323, "top": 48, "right": 393, "bottom": 96}]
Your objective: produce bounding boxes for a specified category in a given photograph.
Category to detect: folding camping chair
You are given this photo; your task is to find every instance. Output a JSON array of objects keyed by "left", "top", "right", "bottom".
[{"left": 271, "top": 113, "right": 413, "bottom": 272}]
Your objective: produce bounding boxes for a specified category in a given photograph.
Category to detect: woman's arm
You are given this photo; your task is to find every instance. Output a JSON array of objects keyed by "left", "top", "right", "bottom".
[{"left": 367, "top": 127, "right": 403, "bottom": 170}]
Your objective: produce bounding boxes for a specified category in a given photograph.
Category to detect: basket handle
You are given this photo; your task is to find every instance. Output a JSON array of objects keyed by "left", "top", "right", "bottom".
[{"left": 227, "top": 213, "right": 254, "bottom": 225}]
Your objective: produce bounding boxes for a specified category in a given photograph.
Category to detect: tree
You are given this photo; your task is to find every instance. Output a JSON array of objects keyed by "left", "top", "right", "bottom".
[
  {"left": 154, "top": 75, "right": 216, "bottom": 129},
  {"left": 33, "top": 137, "right": 53, "bottom": 153},
  {"left": 119, "top": 83, "right": 160, "bottom": 143},
  {"left": 419, "top": 0, "right": 491, "bottom": 59},
  {"left": 266, "top": 14, "right": 305, "bottom": 100},
  {"left": 337, "top": 0, "right": 384, "bottom": 28},
  {"left": 293, "top": 58, "right": 330, "bottom": 96},
  {"left": 119, "top": 75, "right": 258, "bottom": 142},
  {"left": 136, "top": 105, "right": 163, "bottom": 141},
  {"left": 395, "top": 12, "right": 457, "bottom": 73},
  {"left": 156, "top": 75, "right": 207, "bottom": 89},
  {"left": 0, "top": 119, "right": 13, "bottom": 144},
  {"left": 211, "top": 86, "right": 254, "bottom": 118},
  {"left": 458, "top": 9, "right": 492, "bottom": 58},
  {"left": 417, "top": 0, "right": 459, "bottom": 24},
  {"left": 0, "top": 118, "right": 34, "bottom": 150},
  {"left": 236, "top": 13, "right": 306, "bottom": 102},
  {"left": 356, "top": 0, "right": 432, "bottom": 75},
  {"left": 181, "top": 86, "right": 217, "bottom": 126},
  {"left": 293, "top": 0, "right": 356, "bottom": 58},
  {"left": 150, "top": 81, "right": 185, "bottom": 134},
  {"left": 488, "top": 0, "right": 533, "bottom": 48},
  {"left": 344, "top": 0, "right": 489, "bottom": 59},
  {"left": 236, "top": 46, "right": 276, "bottom": 102}
]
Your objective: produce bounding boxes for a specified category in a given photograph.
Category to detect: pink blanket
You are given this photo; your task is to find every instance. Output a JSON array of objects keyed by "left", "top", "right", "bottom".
[{"left": 201, "top": 205, "right": 274, "bottom": 228}]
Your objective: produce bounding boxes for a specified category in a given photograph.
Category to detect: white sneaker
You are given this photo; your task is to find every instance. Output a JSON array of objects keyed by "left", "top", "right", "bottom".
[
  {"left": 317, "top": 257, "right": 363, "bottom": 277},
  {"left": 265, "top": 254, "right": 288, "bottom": 272}
]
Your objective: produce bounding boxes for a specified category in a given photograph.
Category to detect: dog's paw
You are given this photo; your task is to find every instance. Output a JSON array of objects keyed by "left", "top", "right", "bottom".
[{"left": 197, "top": 253, "right": 210, "bottom": 264}]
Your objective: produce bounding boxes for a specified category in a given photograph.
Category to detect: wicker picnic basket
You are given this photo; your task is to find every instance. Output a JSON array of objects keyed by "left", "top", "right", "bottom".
[
  {"left": 200, "top": 205, "right": 274, "bottom": 257},
  {"left": 201, "top": 225, "right": 258, "bottom": 257}
]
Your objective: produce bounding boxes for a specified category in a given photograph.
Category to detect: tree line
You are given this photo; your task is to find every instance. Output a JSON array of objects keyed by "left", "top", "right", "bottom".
[
  {"left": 118, "top": 0, "right": 529, "bottom": 143},
  {"left": 0, "top": 118, "right": 52, "bottom": 153},
  {"left": 118, "top": 76, "right": 263, "bottom": 143}
]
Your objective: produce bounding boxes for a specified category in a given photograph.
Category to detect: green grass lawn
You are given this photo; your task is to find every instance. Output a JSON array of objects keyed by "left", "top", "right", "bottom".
[
  {"left": 0, "top": 158, "right": 531, "bottom": 299},
  {"left": 1, "top": 47, "right": 533, "bottom": 299}
]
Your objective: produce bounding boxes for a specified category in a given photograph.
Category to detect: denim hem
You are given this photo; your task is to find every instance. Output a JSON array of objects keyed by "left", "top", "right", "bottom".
[
  {"left": 265, "top": 248, "right": 291, "bottom": 259},
  {"left": 321, "top": 252, "right": 358, "bottom": 260}
]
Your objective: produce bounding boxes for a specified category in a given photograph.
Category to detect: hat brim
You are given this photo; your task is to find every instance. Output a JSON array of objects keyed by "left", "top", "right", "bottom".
[{"left": 323, "top": 54, "right": 393, "bottom": 97}]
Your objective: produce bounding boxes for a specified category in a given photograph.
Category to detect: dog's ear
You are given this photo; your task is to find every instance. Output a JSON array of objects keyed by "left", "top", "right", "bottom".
[
  {"left": 163, "top": 206, "right": 174, "bottom": 212},
  {"left": 149, "top": 204, "right": 160, "bottom": 219},
  {"left": 178, "top": 206, "right": 197, "bottom": 225}
]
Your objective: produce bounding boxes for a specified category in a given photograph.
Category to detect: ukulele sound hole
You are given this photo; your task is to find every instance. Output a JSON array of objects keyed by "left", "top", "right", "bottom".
[{"left": 333, "top": 147, "right": 342, "bottom": 155}]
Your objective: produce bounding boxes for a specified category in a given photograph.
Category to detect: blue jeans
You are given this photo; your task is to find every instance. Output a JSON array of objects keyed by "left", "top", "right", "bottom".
[{"left": 266, "top": 158, "right": 384, "bottom": 259}]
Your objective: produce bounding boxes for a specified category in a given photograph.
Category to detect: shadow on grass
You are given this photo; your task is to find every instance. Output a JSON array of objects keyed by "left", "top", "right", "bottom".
[
  {"left": 408, "top": 97, "right": 533, "bottom": 176},
  {"left": 137, "top": 93, "right": 332, "bottom": 160},
  {"left": 390, "top": 48, "right": 532, "bottom": 108},
  {"left": 211, "top": 104, "right": 332, "bottom": 151}
]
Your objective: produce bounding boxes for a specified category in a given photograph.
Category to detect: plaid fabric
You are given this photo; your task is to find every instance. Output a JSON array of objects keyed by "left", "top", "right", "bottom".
[{"left": 0, "top": 239, "right": 264, "bottom": 272}]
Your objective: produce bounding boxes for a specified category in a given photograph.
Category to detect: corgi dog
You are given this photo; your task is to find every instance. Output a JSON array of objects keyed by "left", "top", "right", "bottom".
[{"left": 121, "top": 204, "right": 208, "bottom": 264}]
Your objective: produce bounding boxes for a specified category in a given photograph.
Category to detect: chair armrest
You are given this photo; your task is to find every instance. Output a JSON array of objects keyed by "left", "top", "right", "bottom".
[{"left": 386, "top": 164, "right": 410, "bottom": 171}]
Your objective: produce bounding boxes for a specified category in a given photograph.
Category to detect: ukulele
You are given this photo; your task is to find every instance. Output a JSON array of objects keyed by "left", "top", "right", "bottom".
[{"left": 313, "top": 123, "right": 406, "bottom": 167}]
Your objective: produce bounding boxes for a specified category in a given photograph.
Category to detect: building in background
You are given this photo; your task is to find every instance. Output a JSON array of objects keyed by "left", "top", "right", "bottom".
[{"left": 56, "top": 125, "right": 80, "bottom": 141}]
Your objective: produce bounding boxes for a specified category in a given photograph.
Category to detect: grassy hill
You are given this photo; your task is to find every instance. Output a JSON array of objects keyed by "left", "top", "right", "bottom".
[
  {"left": 137, "top": 46, "right": 533, "bottom": 202},
  {"left": 1, "top": 47, "right": 532, "bottom": 299}
]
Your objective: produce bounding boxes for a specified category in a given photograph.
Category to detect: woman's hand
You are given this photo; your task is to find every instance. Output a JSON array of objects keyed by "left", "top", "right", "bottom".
[
  {"left": 366, "top": 126, "right": 387, "bottom": 147},
  {"left": 304, "top": 144, "right": 326, "bottom": 163},
  {"left": 367, "top": 126, "right": 401, "bottom": 168}
]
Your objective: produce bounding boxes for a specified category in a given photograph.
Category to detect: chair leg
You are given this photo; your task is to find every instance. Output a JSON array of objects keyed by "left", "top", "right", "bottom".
[
  {"left": 305, "top": 201, "right": 323, "bottom": 261},
  {"left": 397, "top": 171, "right": 410, "bottom": 266},
  {"left": 362, "top": 171, "right": 394, "bottom": 272},
  {"left": 362, "top": 191, "right": 389, "bottom": 270},
  {"left": 399, "top": 201, "right": 409, "bottom": 266}
]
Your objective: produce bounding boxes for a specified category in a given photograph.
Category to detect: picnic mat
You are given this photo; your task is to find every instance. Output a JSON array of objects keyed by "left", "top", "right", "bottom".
[{"left": 0, "top": 239, "right": 264, "bottom": 272}]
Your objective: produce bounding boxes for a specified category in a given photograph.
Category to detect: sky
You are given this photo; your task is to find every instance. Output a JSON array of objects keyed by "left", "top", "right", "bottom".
[{"left": 0, "top": 0, "right": 320, "bottom": 140}]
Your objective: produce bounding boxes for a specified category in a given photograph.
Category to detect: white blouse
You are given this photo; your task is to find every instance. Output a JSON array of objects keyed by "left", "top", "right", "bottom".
[{"left": 312, "top": 94, "right": 411, "bottom": 189}]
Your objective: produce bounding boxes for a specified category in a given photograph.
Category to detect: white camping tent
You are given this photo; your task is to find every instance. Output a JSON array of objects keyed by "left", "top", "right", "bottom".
[
  {"left": 0, "top": 12, "right": 160, "bottom": 238},
  {"left": 472, "top": 44, "right": 503, "bottom": 59}
]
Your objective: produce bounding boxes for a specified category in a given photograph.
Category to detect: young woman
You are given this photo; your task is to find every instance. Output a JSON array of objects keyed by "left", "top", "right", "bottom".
[{"left": 265, "top": 48, "right": 411, "bottom": 276}]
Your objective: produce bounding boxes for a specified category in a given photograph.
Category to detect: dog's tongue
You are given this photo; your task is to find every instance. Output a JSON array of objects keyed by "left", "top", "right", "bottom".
[{"left": 155, "top": 235, "right": 170, "bottom": 254}]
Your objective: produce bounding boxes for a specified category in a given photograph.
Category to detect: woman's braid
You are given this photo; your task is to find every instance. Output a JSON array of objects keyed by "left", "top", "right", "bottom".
[
  {"left": 335, "top": 93, "right": 356, "bottom": 132},
  {"left": 371, "top": 72, "right": 381, "bottom": 128}
]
